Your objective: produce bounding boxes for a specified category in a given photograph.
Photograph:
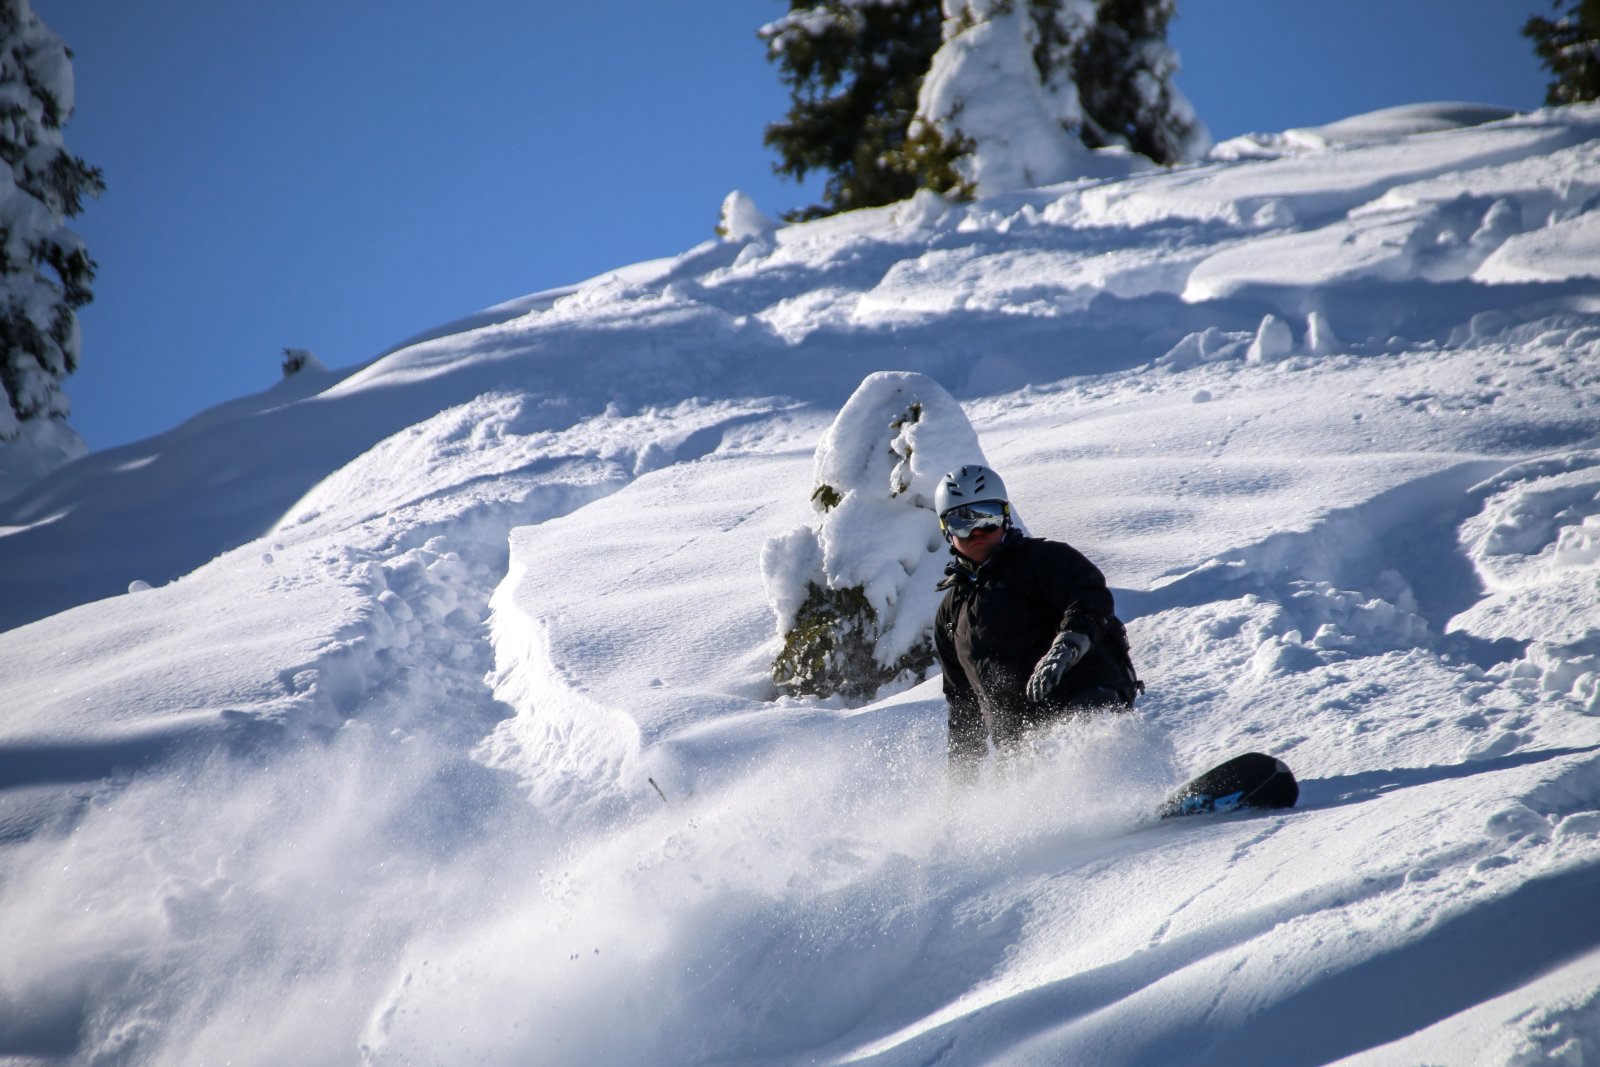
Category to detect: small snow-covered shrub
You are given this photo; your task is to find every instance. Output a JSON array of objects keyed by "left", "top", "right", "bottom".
[
  {"left": 763, "top": 370, "right": 988, "bottom": 700},
  {"left": 281, "top": 347, "right": 326, "bottom": 377},
  {"left": 771, "top": 581, "right": 921, "bottom": 700},
  {"left": 715, "top": 190, "right": 775, "bottom": 241}
]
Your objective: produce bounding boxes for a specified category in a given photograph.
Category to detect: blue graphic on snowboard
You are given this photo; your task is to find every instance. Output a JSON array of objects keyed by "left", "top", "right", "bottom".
[{"left": 1158, "top": 752, "right": 1298, "bottom": 819}]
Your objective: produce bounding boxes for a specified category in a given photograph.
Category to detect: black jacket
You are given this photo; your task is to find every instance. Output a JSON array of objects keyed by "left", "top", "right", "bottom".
[{"left": 934, "top": 530, "right": 1134, "bottom": 763}]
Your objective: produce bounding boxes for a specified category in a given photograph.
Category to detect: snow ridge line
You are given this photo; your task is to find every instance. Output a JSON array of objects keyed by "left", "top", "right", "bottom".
[{"left": 476, "top": 572, "right": 649, "bottom": 828}]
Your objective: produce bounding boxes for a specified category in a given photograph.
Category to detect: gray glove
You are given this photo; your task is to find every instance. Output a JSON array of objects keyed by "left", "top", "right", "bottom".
[{"left": 1026, "top": 630, "right": 1090, "bottom": 702}]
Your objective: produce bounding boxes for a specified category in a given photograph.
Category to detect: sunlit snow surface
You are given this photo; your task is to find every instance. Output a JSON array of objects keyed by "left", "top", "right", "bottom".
[{"left": 3, "top": 103, "right": 1600, "bottom": 1065}]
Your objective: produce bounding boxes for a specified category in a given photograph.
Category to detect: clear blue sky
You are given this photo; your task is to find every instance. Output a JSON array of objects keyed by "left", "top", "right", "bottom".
[{"left": 36, "top": 0, "right": 1552, "bottom": 451}]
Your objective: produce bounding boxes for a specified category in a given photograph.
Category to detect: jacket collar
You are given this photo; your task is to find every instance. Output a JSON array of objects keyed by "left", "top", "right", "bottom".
[{"left": 938, "top": 527, "right": 1022, "bottom": 589}]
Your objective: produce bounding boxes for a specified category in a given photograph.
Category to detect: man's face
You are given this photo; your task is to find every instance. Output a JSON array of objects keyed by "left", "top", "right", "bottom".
[
  {"left": 953, "top": 523, "right": 1004, "bottom": 563},
  {"left": 942, "top": 500, "right": 1008, "bottom": 562}
]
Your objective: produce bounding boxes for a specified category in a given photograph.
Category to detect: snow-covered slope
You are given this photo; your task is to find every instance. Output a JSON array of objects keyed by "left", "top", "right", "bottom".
[{"left": 2, "top": 103, "right": 1599, "bottom": 1066}]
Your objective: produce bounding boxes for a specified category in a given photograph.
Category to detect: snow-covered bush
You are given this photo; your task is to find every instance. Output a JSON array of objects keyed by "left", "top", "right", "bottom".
[
  {"left": 281, "top": 347, "right": 326, "bottom": 377},
  {"left": 762, "top": 371, "right": 988, "bottom": 699},
  {"left": 715, "top": 190, "right": 775, "bottom": 242}
]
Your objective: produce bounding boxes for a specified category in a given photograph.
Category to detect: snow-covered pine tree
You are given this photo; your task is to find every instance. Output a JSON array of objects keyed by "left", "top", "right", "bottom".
[
  {"left": 762, "top": 0, "right": 1206, "bottom": 214},
  {"left": 1524, "top": 0, "right": 1600, "bottom": 105},
  {"left": 759, "top": 0, "right": 965, "bottom": 219},
  {"left": 1068, "top": 0, "right": 1207, "bottom": 165},
  {"left": 0, "top": 0, "right": 102, "bottom": 440},
  {"left": 914, "top": 0, "right": 1208, "bottom": 197}
]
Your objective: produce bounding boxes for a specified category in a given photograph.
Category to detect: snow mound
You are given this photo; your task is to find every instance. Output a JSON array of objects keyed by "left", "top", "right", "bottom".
[
  {"left": 1305, "top": 101, "right": 1522, "bottom": 144},
  {"left": 1476, "top": 207, "right": 1600, "bottom": 284},
  {"left": 1211, "top": 101, "right": 1521, "bottom": 159}
]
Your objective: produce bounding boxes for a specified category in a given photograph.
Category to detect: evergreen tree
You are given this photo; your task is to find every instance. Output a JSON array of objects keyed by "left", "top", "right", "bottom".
[
  {"left": 1071, "top": 0, "right": 1205, "bottom": 165},
  {"left": 760, "top": 0, "right": 964, "bottom": 220},
  {"left": 1524, "top": 0, "right": 1600, "bottom": 106},
  {"left": 762, "top": 0, "right": 1205, "bottom": 217},
  {"left": 0, "top": 0, "right": 102, "bottom": 439},
  {"left": 917, "top": 0, "right": 1208, "bottom": 196}
]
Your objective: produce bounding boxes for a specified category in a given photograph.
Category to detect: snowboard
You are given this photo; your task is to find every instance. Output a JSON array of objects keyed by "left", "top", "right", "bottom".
[{"left": 1157, "top": 752, "right": 1298, "bottom": 819}]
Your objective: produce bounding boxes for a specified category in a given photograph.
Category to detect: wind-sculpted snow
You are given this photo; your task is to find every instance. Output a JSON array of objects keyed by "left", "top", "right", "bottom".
[{"left": 2, "top": 103, "right": 1600, "bottom": 1065}]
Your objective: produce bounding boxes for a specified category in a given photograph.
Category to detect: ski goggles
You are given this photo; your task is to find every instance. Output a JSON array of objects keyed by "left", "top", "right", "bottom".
[{"left": 940, "top": 500, "right": 1009, "bottom": 539}]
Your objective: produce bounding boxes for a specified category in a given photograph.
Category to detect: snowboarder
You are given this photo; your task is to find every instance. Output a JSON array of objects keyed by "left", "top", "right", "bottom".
[{"left": 933, "top": 464, "right": 1140, "bottom": 774}]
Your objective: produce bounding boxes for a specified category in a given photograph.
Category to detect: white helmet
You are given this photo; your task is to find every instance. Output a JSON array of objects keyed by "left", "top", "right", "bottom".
[{"left": 935, "top": 464, "right": 1008, "bottom": 517}]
